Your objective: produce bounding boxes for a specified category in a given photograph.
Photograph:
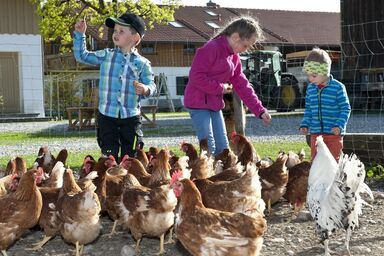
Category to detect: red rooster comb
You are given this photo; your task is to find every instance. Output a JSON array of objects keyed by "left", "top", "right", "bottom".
[
  {"left": 121, "top": 155, "right": 129, "bottom": 162},
  {"left": 170, "top": 170, "right": 183, "bottom": 186},
  {"left": 108, "top": 155, "right": 116, "bottom": 161},
  {"left": 231, "top": 131, "right": 237, "bottom": 140}
]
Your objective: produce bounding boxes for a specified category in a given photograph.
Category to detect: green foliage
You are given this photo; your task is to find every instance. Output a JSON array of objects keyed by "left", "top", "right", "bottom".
[
  {"left": 366, "top": 164, "right": 384, "bottom": 180},
  {"left": 29, "top": 0, "right": 181, "bottom": 51}
]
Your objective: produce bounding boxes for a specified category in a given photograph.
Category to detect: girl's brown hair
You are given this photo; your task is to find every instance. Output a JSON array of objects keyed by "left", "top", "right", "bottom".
[{"left": 213, "top": 16, "right": 264, "bottom": 42}]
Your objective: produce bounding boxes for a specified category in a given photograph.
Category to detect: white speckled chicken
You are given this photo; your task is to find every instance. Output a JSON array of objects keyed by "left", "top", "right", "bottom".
[{"left": 307, "top": 136, "right": 374, "bottom": 255}]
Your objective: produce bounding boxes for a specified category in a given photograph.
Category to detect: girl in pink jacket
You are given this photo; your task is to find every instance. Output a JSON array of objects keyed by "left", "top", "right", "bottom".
[{"left": 184, "top": 16, "right": 271, "bottom": 156}]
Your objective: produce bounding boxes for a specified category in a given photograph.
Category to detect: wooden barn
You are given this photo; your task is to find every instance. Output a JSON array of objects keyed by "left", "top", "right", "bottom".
[{"left": 341, "top": 0, "right": 384, "bottom": 109}]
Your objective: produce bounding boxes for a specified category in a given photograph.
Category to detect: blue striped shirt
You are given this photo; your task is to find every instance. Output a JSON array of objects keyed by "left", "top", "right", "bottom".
[
  {"left": 73, "top": 31, "right": 156, "bottom": 118},
  {"left": 300, "top": 76, "right": 351, "bottom": 135}
]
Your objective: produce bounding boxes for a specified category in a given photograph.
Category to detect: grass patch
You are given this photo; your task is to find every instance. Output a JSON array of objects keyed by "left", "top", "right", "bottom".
[{"left": 0, "top": 136, "right": 310, "bottom": 172}]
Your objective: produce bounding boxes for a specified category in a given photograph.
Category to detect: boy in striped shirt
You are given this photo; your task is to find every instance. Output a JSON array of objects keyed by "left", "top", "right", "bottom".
[{"left": 299, "top": 47, "right": 351, "bottom": 162}]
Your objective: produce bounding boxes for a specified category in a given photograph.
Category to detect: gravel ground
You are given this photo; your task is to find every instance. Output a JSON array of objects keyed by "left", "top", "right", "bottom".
[
  {"left": 2, "top": 112, "right": 384, "bottom": 256},
  {"left": 6, "top": 189, "right": 384, "bottom": 256},
  {"left": 0, "top": 112, "right": 383, "bottom": 158}
]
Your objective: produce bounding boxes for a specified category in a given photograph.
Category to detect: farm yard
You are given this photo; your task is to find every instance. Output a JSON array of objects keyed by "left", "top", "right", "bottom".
[{"left": 1, "top": 0, "right": 384, "bottom": 255}]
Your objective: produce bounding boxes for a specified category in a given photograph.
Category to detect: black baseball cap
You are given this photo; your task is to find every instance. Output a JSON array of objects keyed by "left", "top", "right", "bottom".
[{"left": 105, "top": 12, "right": 145, "bottom": 37}]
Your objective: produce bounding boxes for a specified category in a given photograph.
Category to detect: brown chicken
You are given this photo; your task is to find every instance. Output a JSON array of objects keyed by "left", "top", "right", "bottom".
[
  {"left": 283, "top": 161, "right": 311, "bottom": 214},
  {"left": 39, "top": 161, "right": 66, "bottom": 188},
  {"left": 230, "top": 131, "right": 260, "bottom": 166},
  {"left": 92, "top": 155, "right": 118, "bottom": 213},
  {"left": 34, "top": 146, "right": 68, "bottom": 175},
  {"left": 259, "top": 152, "right": 289, "bottom": 214},
  {"left": 0, "top": 169, "right": 43, "bottom": 255},
  {"left": 193, "top": 163, "right": 265, "bottom": 218},
  {"left": 3, "top": 156, "right": 27, "bottom": 177},
  {"left": 119, "top": 173, "right": 177, "bottom": 254},
  {"left": 28, "top": 186, "right": 62, "bottom": 250},
  {"left": 56, "top": 169, "right": 101, "bottom": 256},
  {"left": 169, "top": 155, "right": 190, "bottom": 179},
  {"left": 104, "top": 165, "right": 128, "bottom": 236},
  {"left": 207, "top": 162, "right": 245, "bottom": 182},
  {"left": 171, "top": 176, "right": 267, "bottom": 256},
  {"left": 147, "top": 149, "right": 171, "bottom": 187},
  {"left": 79, "top": 155, "right": 96, "bottom": 179},
  {"left": 286, "top": 149, "right": 306, "bottom": 169},
  {"left": 0, "top": 174, "right": 17, "bottom": 197},
  {"left": 0, "top": 157, "right": 28, "bottom": 197},
  {"left": 145, "top": 146, "right": 159, "bottom": 174},
  {"left": 136, "top": 148, "right": 149, "bottom": 169},
  {"left": 120, "top": 155, "right": 151, "bottom": 186},
  {"left": 214, "top": 148, "right": 238, "bottom": 170},
  {"left": 181, "top": 142, "right": 214, "bottom": 179},
  {"left": 27, "top": 161, "right": 66, "bottom": 250}
]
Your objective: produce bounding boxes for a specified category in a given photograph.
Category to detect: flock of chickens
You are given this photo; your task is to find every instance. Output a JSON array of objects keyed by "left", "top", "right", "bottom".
[{"left": 0, "top": 132, "right": 374, "bottom": 256}]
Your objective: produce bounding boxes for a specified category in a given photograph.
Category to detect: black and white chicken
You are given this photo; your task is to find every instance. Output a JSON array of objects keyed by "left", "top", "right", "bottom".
[{"left": 307, "top": 136, "right": 374, "bottom": 255}]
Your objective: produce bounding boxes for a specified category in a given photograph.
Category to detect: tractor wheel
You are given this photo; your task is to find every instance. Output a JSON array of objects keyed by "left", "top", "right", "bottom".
[{"left": 273, "top": 85, "right": 301, "bottom": 112}]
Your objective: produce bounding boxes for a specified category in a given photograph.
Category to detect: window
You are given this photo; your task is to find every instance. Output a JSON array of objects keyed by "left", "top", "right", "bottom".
[
  {"left": 377, "top": 73, "right": 384, "bottom": 82},
  {"left": 183, "top": 44, "right": 196, "bottom": 54},
  {"left": 140, "top": 43, "right": 155, "bottom": 54},
  {"left": 169, "top": 21, "right": 184, "bottom": 28},
  {"left": 205, "top": 21, "right": 220, "bottom": 29},
  {"left": 176, "top": 76, "right": 189, "bottom": 95}
]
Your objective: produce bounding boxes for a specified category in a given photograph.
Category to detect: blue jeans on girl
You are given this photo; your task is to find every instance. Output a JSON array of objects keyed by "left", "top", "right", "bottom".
[{"left": 188, "top": 108, "right": 229, "bottom": 156}]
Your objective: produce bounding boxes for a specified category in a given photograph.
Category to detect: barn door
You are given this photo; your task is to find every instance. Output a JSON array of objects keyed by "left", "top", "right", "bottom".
[{"left": 0, "top": 52, "right": 20, "bottom": 113}]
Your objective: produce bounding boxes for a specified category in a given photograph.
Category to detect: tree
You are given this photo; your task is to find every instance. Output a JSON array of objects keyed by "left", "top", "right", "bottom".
[{"left": 30, "top": 0, "right": 181, "bottom": 51}]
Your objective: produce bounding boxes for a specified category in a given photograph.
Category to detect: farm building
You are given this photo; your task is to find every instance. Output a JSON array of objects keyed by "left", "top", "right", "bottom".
[{"left": 0, "top": 0, "right": 45, "bottom": 117}]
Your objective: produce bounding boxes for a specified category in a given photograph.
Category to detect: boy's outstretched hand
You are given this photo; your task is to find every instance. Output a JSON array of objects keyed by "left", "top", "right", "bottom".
[{"left": 75, "top": 17, "right": 87, "bottom": 33}]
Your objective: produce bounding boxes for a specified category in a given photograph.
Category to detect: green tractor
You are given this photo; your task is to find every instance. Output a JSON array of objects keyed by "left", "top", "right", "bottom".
[{"left": 241, "top": 50, "right": 301, "bottom": 111}]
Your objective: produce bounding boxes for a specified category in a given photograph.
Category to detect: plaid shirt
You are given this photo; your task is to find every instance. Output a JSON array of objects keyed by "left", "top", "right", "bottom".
[{"left": 73, "top": 31, "right": 156, "bottom": 118}]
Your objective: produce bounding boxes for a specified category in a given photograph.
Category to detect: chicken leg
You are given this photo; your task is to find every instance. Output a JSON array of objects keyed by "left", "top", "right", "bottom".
[
  {"left": 1, "top": 250, "right": 8, "bottom": 256},
  {"left": 75, "top": 241, "right": 84, "bottom": 256},
  {"left": 344, "top": 228, "right": 352, "bottom": 256},
  {"left": 164, "top": 227, "right": 175, "bottom": 244},
  {"left": 135, "top": 238, "right": 142, "bottom": 254},
  {"left": 26, "top": 235, "right": 52, "bottom": 251},
  {"left": 155, "top": 233, "right": 165, "bottom": 255}
]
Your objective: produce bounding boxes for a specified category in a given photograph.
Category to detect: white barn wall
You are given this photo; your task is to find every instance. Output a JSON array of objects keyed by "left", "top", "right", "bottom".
[
  {"left": 0, "top": 34, "right": 45, "bottom": 116},
  {"left": 152, "top": 66, "right": 190, "bottom": 99}
]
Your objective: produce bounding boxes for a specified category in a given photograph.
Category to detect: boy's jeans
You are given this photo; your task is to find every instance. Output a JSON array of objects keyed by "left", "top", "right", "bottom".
[{"left": 188, "top": 108, "right": 229, "bottom": 156}]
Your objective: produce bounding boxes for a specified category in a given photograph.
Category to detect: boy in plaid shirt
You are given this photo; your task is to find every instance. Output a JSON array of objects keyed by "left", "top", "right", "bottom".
[{"left": 74, "top": 12, "right": 156, "bottom": 161}]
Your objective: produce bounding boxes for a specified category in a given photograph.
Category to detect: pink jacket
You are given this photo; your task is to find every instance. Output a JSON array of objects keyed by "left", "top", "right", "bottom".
[{"left": 183, "top": 35, "right": 266, "bottom": 118}]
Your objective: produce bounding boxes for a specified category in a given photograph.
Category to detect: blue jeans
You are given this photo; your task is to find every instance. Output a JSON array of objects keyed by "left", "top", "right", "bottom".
[{"left": 188, "top": 108, "right": 229, "bottom": 156}]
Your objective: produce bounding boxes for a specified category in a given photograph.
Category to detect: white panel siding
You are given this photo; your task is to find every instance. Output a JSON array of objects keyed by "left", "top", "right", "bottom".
[
  {"left": 0, "top": 34, "right": 45, "bottom": 116},
  {"left": 152, "top": 67, "right": 190, "bottom": 99}
]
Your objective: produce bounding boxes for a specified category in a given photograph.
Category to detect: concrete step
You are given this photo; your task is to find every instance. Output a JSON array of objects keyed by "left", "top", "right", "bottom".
[{"left": 0, "top": 113, "right": 51, "bottom": 123}]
